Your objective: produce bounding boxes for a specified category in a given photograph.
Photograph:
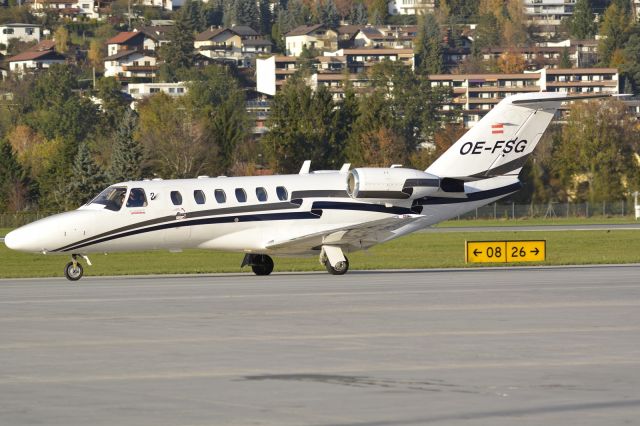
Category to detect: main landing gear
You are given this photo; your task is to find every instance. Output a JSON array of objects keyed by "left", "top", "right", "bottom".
[
  {"left": 320, "top": 245, "right": 349, "bottom": 275},
  {"left": 64, "top": 254, "right": 91, "bottom": 281},
  {"left": 241, "top": 254, "right": 274, "bottom": 276}
]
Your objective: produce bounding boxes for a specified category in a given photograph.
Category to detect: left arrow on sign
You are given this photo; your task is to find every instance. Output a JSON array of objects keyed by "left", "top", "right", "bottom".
[{"left": 473, "top": 249, "right": 481, "bottom": 256}]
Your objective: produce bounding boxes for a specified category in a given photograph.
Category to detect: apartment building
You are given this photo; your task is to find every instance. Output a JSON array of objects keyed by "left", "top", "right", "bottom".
[
  {"left": 429, "top": 68, "right": 619, "bottom": 127},
  {"left": 30, "top": 0, "right": 99, "bottom": 19},
  {"left": 195, "top": 26, "right": 271, "bottom": 67}
]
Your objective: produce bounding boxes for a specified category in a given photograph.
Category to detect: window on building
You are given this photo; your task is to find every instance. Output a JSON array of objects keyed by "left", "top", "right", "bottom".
[
  {"left": 150, "top": 88, "right": 160, "bottom": 93},
  {"left": 194, "top": 190, "right": 206, "bottom": 204},
  {"left": 126, "top": 188, "right": 148, "bottom": 207},
  {"left": 214, "top": 189, "right": 226, "bottom": 203},
  {"left": 170, "top": 191, "right": 183, "bottom": 205},
  {"left": 256, "top": 187, "right": 267, "bottom": 202},
  {"left": 235, "top": 188, "right": 247, "bottom": 203}
]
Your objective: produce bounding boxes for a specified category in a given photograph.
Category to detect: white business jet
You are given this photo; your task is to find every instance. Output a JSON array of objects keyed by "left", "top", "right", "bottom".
[{"left": 3, "top": 92, "right": 600, "bottom": 280}]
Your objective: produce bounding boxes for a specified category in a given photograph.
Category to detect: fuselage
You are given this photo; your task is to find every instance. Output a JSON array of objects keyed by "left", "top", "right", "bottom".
[{"left": 4, "top": 170, "right": 519, "bottom": 256}]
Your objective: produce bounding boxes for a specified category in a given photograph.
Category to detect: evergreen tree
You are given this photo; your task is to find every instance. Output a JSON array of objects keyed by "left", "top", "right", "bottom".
[
  {"left": 319, "top": 0, "right": 340, "bottom": 28},
  {"left": 559, "top": 46, "right": 572, "bottom": 68},
  {"left": 259, "top": 0, "right": 272, "bottom": 35},
  {"left": 203, "top": 0, "right": 224, "bottom": 27},
  {"left": 415, "top": 13, "right": 443, "bottom": 75},
  {"left": 108, "top": 109, "right": 144, "bottom": 182},
  {"left": 350, "top": 2, "right": 367, "bottom": 25},
  {"left": 160, "top": 12, "right": 196, "bottom": 81},
  {"left": 234, "top": 0, "right": 260, "bottom": 29},
  {"left": 66, "top": 142, "right": 107, "bottom": 207},
  {"left": 622, "top": 24, "right": 640, "bottom": 93},
  {"left": 569, "top": 0, "right": 596, "bottom": 39},
  {"left": 0, "top": 140, "right": 30, "bottom": 212},
  {"left": 180, "top": 0, "right": 206, "bottom": 32}
]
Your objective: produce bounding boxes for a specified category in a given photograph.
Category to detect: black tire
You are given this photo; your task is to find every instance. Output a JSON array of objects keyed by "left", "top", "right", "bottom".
[
  {"left": 251, "top": 255, "right": 274, "bottom": 276},
  {"left": 64, "top": 261, "right": 83, "bottom": 281},
  {"left": 325, "top": 256, "right": 349, "bottom": 275}
]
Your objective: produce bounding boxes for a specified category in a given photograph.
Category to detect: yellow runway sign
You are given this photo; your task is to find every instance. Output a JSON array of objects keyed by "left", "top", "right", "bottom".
[{"left": 466, "top": 240, "right": 546, "bottom": 263}]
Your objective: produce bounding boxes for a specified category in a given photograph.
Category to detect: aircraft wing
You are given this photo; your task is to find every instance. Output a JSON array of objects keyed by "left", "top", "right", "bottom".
[{"left": 265, "top": 214, "right": 425, "bottom": 252}]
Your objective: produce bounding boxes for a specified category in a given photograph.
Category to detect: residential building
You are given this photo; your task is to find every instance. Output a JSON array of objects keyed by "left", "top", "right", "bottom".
[
  {"left": 137, "top": 26, "right": 171, "bottom": 51},
  {"left": 429, "top": 68, "right": 619, "bottom": 127},
  {"left": 104, "top": 50, "right": 158, "bottom": 82},
  {"left": 30, "top": 0, "right": 99, "bottom": 19},
  {"left": 352, "top": 25, "right": 417, "bottom": 49},
  {"left": 387, "top": 0, "right": 435, "bottom": 15},
  {"left": 285, "top": 24, "right": 338, "bottom": 56},
  {"left": 256, "top": 48, "right": 415, "bottom": 98},
  {"left": 126, "top": 82, "right": 187, "bottom": 99},
  {"left": 0, "top": 24, "right": 41, "bottom": 55},
  {"left": 524, "top": 0, "right": 576, "bottom": 37},
  {"left": 8, "top": 47, "right": 66, "bottom": 74},
  {"left": 106, "top": 31, "right": 146, "bottom": 57},
  {"left": 194, "top": 26, "right": 271, "bottom": 67},
  {"left": 134, "top": 0, "right": 183, "bottom": 11},
  {"left": 246, "top": 99, "right": 271, "bottom": 135}
]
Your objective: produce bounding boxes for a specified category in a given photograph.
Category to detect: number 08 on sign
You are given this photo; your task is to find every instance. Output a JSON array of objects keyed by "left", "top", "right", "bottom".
[{"left": 465, "top": 240, "right": 546, "bottom": 263}]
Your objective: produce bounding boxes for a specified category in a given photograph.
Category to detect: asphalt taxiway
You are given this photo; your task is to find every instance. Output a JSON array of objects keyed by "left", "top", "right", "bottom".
[{"left": 1, "top": 266, "right": 640, "bottom": 425}]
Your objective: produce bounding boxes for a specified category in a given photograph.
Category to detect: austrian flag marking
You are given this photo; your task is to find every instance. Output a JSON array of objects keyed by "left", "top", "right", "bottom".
[{"left": 491, "top": 123, "right": 504, "bottom": 134}]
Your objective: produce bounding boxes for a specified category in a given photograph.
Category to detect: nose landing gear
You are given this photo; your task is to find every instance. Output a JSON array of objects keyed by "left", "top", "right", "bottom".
[
  {"left": 241, "top": 254, "right": 274, "bottom": 276},
  {"left": 64, "top": 254, "right": 91, "bottom": 281}
]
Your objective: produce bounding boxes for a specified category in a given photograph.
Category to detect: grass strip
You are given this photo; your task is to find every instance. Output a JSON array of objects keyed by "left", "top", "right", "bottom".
[{"left": 1, "top": 229, "right": 639, "bottom": 278}]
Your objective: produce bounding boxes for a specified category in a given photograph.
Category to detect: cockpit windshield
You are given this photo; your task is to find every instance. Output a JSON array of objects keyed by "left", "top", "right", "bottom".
[{"left": 88, "top": 186, "right": 127, "bottom": 211}]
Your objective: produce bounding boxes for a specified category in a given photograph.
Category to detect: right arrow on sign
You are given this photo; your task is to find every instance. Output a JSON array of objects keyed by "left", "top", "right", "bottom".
[{"left": 531, "top": 248, "right": 539, "bottom": 255}]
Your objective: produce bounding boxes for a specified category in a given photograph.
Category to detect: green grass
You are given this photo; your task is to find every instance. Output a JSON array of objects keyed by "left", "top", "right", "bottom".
[
  {"left": 2, "top": 228, "right": 640, "bottom": 278},
  {"left": 438, "top": 216, "right": 639, "bottom": 227}
]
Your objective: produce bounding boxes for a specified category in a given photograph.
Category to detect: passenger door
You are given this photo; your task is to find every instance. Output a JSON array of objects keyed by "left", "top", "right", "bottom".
[{"left": 162, "top": 188, "right": 191, "bottom": 249}]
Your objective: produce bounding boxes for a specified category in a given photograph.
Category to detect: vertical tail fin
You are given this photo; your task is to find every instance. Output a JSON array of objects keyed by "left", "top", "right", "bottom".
[{"left": 426, "top": 92, "right": 569, "bottom": 180}]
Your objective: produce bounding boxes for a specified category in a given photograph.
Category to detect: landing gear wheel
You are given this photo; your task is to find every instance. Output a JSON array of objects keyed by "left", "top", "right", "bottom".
[
  {"left": 251, "top": 255, "right": 274, "bottom": 276},
  {"left": 64, "top": 261, "right": 84, "bottom": 281},
  {"left": 325, "top": 256, "right": 349, "bottom": 275}
]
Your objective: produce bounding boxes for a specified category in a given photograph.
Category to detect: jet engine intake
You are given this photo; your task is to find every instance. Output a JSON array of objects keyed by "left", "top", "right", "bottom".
[{"left": 346, "top": 168, "right": 440, "bottom": 200}]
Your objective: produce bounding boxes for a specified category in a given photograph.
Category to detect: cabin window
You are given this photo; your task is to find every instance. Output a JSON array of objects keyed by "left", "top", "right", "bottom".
[
  {"left": 170, "top": 191, "right": 183, "bottom": 205},
  {"left": 194, "top": 190, "right": 206, "bottom": 204},
  {"left": 88, "top": 186, "right": 127, "bottom": 211},
  {"left": 214, "top": 189, "right": 226, "bottom": 203},
  {"left": 126, "top": 188, "right": 147, "bottom": 208},
  {"left": 256, "top": 187, "right": 267, "bottom": 202},
  {"left": 235, "top": 188, "right": 247, "bottom": 203},
  {"left": 276, "top": 186, "right": 288, "bottom": 201}
]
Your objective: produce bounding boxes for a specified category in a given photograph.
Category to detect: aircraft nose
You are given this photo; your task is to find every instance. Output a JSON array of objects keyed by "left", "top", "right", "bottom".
[{"left": 4, "top": 228, "right": 24, "bottom": 251}]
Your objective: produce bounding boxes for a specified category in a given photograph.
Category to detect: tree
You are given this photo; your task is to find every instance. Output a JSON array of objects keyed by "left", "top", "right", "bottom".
[
  {"left": 234, "top": 0, "right": 260, "bottom": 28},
  {"left": 559, "top": 46, "right": 572, "bottom": 68},
  {"left": 259, "top": 0, "right": 273, "bottom": 35},
  {"left": 598, "top": 3, "right": 631, "bottom": 66},
  {"left": 366, "top": 0, "right": 387, "bottom": 24},
  {"left": 66, "top": 142, "right": 107, "bottom": 207},
  {"left": 553, "top": 100, "right": 640, "bottom": 202},
  {"left": 622, "top": 25, "right": 640, "bottom": 93},
  {"left": 159, "top": 14, "right": 196, "bottom": 81},
  {"left": 54, "top": 26, "right": 70, "bottom": 54},
  {"left": 502, "top": 0, "right": 528, "bottom": 47},
  {"left": 0, "top": 139, "right": 32, "bottom": 212},
  {"left": 415, "top": 13, "right": 443, "bottom": 75},
  {"left": 319, "top": 0, "right": 340, "bottom": 28},
  {"left": 569, "top": 0, "right": 597, "bottom": 39},
  {"left": 137, "top": 93, "right": 214, "bottom": 178},
  {"left": 262, "top": 77, "right": 342, "bottom": 173},
  {"left": 474, "top": 12, "right": 501, "bottom": 52},
  {"left": 349, "top": 1, "right": 367, "bottom": 25},
  {"left": 108, "top": 109, "right": 144, "bottom": 182},
  {"left": 88, "top": 39, "right": 104, "bottom": 72},
  {"left": 180, "top": 0, "right": 206, "bottom": 32},
  {"left": 497, "top": 51, "right": 526, "bottom": 73}
]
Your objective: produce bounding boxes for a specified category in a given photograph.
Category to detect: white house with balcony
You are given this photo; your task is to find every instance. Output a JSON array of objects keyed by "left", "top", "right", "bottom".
[
  {"left": 8, "top": 48, "right": 66, "bottom": 74},
  {"left": 104, "top": 50, "right": 158, "bottom": 82},
  {"left": 0, "top": 24, "right": 41, "bottom": 54}
]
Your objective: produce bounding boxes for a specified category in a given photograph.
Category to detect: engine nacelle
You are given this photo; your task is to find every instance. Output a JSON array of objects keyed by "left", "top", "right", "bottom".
[{"left": 346, "top": 167, "right": 441, "bottom": 200}]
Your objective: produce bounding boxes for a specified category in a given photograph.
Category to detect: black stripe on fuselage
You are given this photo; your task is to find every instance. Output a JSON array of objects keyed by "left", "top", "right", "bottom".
[
  {"left": 55, "top": 211, "right": 322, "bottom": 252},
  {"left": 290, "top": 190, "right": 350, "bottom": 199},
  {"left": 53, "top": 201, "right": 302, "bottom": 252},
  {"left": 311, "top": 201, "right": 414, "bottom": 215},
  {"left": 413, "top": 182, "right": 522, "bottom": 206}
]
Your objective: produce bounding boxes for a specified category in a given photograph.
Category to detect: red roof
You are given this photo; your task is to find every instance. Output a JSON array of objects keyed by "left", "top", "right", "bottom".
[
  {"left": 106, "top": 31, "right": 143, "bottom": 45},
  {"left": 9, "top": 49, "right": 65, "bottom": 62}
]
